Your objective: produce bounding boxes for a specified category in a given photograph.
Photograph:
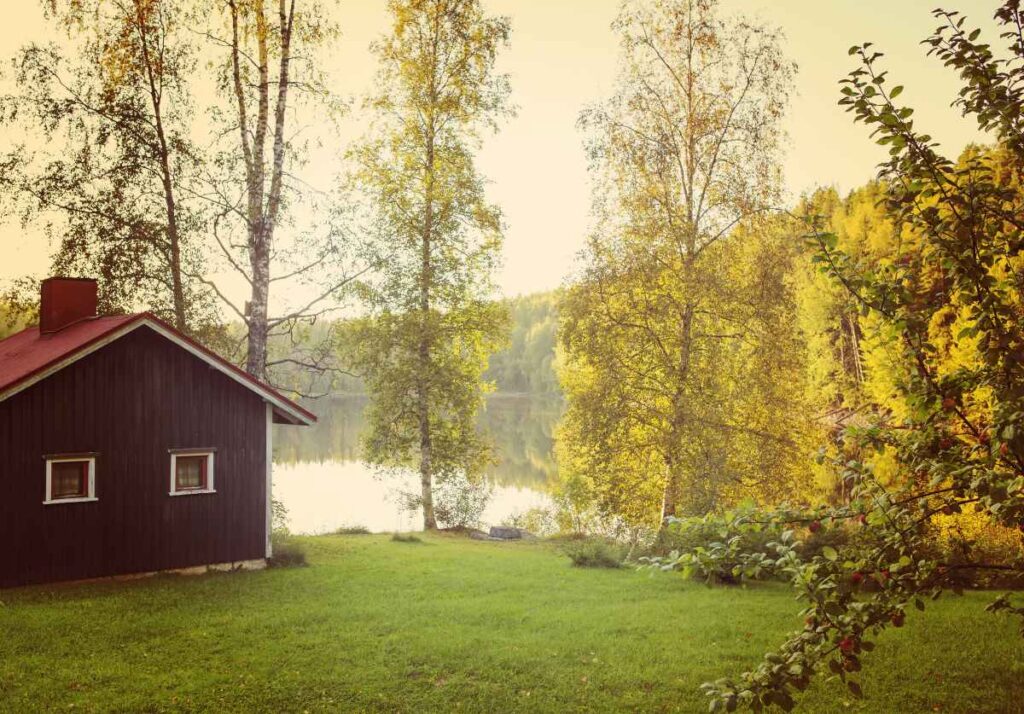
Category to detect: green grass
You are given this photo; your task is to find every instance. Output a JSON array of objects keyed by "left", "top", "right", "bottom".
[{"left": 1, "top": 534, "right": 1022, "bottom": 713}]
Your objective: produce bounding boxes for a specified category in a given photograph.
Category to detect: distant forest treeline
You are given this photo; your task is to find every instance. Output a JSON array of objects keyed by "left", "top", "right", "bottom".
[{"left": 273, "top": 291, "right": 561, "bottom": 397}]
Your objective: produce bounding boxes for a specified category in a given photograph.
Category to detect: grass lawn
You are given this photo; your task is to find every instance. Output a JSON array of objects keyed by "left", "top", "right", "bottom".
[{"left": 1, "top": 534, "right": 1023, "bottom": 713}]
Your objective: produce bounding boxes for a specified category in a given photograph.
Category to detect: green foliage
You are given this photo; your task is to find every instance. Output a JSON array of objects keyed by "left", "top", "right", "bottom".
[
  {"left": 432, "top": 473, "right": 493, "bottom": 530},
  {"left": 502, "top": 506, "right": 558, "bottom": 537},
  {"left": 697, "top": 4, "right": 1024, "bottom": 709},
  {"left": 348, "top": 0, "right": 512, "bottom": 529},
  {"left": 563, "top": 537, "right": 625, "bottom": 569},
  {"left": 0, "top": 299, "right": 31, "bottom": 340},
  {"left": 268, "top": 535, "right": 308, "bottom": 568},
  {"left": 556, "top": 0, "right": 806, "bottom": 529},
  {"left": 332, "top": 525, "right": 372, "bottom": 536},
  {"left": 391, "top": 532, "right": 424, "bottom": 543},
  {"left": 485, "top": 292, "right": 560, "bottom": 394},
  {"left": 643, "top": 507, "right": 789, "bottom": 585}
]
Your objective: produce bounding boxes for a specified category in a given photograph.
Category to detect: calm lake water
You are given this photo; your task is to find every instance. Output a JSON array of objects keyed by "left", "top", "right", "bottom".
[{"left": 271, "top": 396, "right": 561, "bottom": 534}]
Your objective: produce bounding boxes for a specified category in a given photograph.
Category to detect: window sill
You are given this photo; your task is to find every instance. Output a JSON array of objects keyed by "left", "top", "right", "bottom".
[
  {"left": 169, "top": 489, "right": 217, "bottom": 497},
  {"left": 43, "top": 497, "right": 98, "bottom": 505}
]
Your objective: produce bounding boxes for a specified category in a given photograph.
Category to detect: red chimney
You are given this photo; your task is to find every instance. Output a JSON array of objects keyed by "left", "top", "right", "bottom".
[{"left": 40, "top": 277, "right": 99, "bottom": 334}]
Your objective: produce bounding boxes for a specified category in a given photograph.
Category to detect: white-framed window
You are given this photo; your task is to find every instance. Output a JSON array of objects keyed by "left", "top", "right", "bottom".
[
  {"left": 169, "top": 449, "right": 216, "bottom": 496},
  {"left": 44, "top": 454, "right": 97, "bottom": 504}
]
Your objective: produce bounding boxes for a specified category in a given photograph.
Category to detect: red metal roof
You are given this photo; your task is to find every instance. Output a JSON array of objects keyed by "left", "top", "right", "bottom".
[{"left": 0, "top": 313, "right": 315, "bottom": 425}]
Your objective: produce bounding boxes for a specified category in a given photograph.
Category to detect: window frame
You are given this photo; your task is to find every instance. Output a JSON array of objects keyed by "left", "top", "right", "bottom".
[
  {"left": 169, "top": 449, "right": 216, "bottom": 496},
  {"left": 43, "top": 454, "right": 97, "bottom": 505}
]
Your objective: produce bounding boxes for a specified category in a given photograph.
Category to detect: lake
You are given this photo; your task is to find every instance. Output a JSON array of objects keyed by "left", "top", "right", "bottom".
[{"left": 271, "top": 395, "right": 561, "bottom": 534}]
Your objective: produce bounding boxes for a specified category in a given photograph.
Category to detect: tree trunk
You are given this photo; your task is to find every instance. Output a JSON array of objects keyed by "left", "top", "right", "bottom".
[
  {"left": 135, "top": 0, "right": 187, "bottom": 332},
  {"left": 231, "top": 0, "right": 293, "bottom": 380},
  {"left": 419, "top": 394, "right": 436, "bottom": 530},
  {"left": 417, "top": 197, "right": 435, "bottom": 528},
  {"left": 418, "top": 111, "right": 437, "bottom": 530},
  {"left": 661, "top": 458, "right": 682, "bottom": 523},
  {"left": 246, "top": 223, "right": 271, "bottom": 379},
  {"left": 661, "top": 299, "right": 695, "bottom": 526}
]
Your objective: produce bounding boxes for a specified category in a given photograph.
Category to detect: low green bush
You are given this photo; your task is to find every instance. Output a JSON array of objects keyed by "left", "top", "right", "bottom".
[
  {"left": 564, "top": 538, "right": 624, "bottom": 568},
  {"left": 643, "top": 506, "right": 786, "bottom": 584},
  {"left": 268, "top": 538, "right": 307, "bottom": 568},
  {"left": 333, "top": 525, "right": 372, "bottom": 535},
  {"left": 391, "top": 532, "right": 423, "bottom": 543}
]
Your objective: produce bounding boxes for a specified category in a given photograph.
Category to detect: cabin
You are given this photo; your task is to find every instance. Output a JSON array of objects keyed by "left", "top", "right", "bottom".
[{"left": 0, "top": 278, "right": 315, "bottom": 588}]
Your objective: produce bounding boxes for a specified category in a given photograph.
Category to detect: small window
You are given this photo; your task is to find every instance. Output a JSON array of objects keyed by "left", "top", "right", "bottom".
[
  {"left": 169, "top": 450, "right": 215, "bottom": 496},
  {"left": 44, "top": 456, "right": 97, "bottom": 504}
]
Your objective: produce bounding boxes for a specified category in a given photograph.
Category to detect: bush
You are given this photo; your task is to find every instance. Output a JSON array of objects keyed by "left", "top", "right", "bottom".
[
  {"left": 928, "top": 512, "right": 1024, "bottom": 589},
  {"left": 391, "top": 532, "right": 423, "bottom": 543},
  {"left": 434, "top": 474, "right": 493, "bottom": 530},
  {"left": 644, "top": 506, "right": 787, "bottom": 584},
  {"left": 268, "top": 537, "right": 307, "bottom": 568},
  {"left": 564, "top": 537, "right": 625, "bottom": 568},
  {"left": 798, "top": 519, "right": 853, "bottom": 560},
  {"left": 502, "top": 507, "right": 556, "bottom": 537},
  {"left": 397, "top": 473, "right": 493, "bottom": 530},
  {"left": 267, "top": 498, "right": 307, "bottom": 567},
  {"left": 333, "top": 525, "right": 371, "bottom": 535}
]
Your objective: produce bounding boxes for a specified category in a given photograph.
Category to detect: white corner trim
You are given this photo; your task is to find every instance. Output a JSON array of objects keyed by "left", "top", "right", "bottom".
[
  {"left": 266, "top": 402, "right": 274, "bottom": 559},
  {"left": 169, "top": 450, "right": 215, "bottom": 495},
  {"left": 44, "top": 455, "right": 96, "bottom": 504}
]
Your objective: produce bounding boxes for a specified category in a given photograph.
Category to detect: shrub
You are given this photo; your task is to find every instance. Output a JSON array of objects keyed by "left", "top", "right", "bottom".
[
  {"left": 433, "top": 474, "right": 493, "bottom": 530},
  {"left": 643, "top": 506, "right": 787, "bottom": 584},
  {"left": 564, "top": 537, "right": 625, "bottom": 568},
  {"left": 391, "top": 532, "right": 423, "bottom": 543},
  {"left": 267, "top": 499, "right": 306, "bottom": 567},
  {"left": 927, "top": 512, "right": 1024, "bottom": 589},
  {"left": 396, "top": 473, "right": 493, "bottom": 530},
  {"left": 333, "top": 525, "right": 371, "bottom": 535},
  {"left": 268, "top": 537, "right": 307, "bottom": 568},
  {"left": 502, "top": 507, "right": 556, "bottom": 537}
]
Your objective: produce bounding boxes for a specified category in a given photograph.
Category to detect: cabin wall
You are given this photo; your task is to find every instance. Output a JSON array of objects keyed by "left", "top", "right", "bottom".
[{"left": 0, "top": 326, "right": 268, "bottom": 588}]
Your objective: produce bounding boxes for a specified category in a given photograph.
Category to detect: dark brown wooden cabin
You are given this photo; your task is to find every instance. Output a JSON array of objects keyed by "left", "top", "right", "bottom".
[{"left": 0, "top": 278, "right": 315, "bottom": 588}]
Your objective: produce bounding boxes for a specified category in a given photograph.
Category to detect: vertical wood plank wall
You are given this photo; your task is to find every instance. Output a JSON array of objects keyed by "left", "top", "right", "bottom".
[{"left": 0, "top": 326, "right": 268, "bottom": 588}]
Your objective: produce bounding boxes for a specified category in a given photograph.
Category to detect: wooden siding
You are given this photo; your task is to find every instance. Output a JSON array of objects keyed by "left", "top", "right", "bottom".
[{"left": 0, "top": 326, "right": 268, "bottom": 588}]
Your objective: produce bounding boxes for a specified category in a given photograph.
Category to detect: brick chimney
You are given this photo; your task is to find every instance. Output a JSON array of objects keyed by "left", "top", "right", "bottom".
[{"left": 40, "top": 277, "right": 99, "bottom": 334}]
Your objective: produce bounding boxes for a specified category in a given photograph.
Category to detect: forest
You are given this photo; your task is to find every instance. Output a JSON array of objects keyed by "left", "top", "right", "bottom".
[{"left": 2, "top": 0, "right": 1024, "bottom": 711}]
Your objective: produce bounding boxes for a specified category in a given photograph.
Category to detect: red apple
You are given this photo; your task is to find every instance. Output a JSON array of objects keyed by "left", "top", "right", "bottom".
[
  {"left": 858, "top": 513, "right": 868, "bottom": 526},
  {"left": 1000, "top": 443, "right": 1011, "bottom": 458},
  {"left": 891, "top": 612, "right": 905, "bottom": 628},
  {"left": 942, "top": 397, "right": 957, "bottom": 411},
  {"left": 809, "top": 520, "right": 822, "bottom": 534},
  {"left": 851, "top": 571, "right": 864, "bottom": 585},
  {"left": 839, "top": 637, "right": 855, "bottom": 654}
]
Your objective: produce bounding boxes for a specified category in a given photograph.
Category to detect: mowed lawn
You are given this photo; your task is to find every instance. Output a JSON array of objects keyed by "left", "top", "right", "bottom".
[{"left": 2, "top": 535, "right": 1023, "bottom": 713}]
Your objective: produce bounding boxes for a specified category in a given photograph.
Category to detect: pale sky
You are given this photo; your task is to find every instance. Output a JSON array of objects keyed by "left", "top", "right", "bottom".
[{"left": 0, "top": 0, "right": 999, "bottom": 300}]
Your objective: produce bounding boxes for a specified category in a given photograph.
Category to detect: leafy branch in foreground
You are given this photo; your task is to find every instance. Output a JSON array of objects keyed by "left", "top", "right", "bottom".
[{"left": 653, "top": 3, "right": 1024, "bottom": 710}]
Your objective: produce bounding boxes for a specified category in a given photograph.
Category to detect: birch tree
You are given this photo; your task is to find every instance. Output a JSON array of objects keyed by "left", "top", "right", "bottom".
[
  {"left": 558, "top": 0, "right": 799, "bottom": 527},
  {"left": 0, "top": 0, "right": 213, "bottom": 334},
  {"left": 202, "top": 0, "right": 355, "bottom": 380},
  {"left": 349, "top": 0, "right": 511, "bottom": 529}
]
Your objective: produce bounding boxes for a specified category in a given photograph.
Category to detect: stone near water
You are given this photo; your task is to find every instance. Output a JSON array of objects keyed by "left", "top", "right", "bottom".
[{"left": 489, "top": 526, "right": 535, "bottom": 540}]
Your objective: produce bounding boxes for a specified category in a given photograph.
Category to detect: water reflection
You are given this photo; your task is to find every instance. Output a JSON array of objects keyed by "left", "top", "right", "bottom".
[{"left": 272, "top": 395, "right": 561, "bottom": 534}]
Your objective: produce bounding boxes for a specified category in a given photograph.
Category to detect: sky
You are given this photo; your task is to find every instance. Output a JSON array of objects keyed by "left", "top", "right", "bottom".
[{"left": 0, "top": 0, "right": 1000, "bottom": 301}]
